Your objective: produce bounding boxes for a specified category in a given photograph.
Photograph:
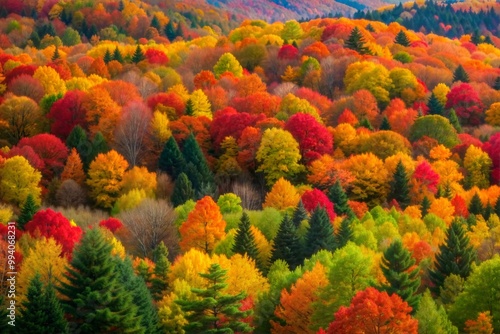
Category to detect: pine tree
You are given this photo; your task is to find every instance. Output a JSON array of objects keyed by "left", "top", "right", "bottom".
[
  {"left": 427, "top": 92, "right": 443, "bottom": 115},
  {"left": 182, "top": 133, "right": 214, "bottom": 193},
  {"left": 103, "top": 49, "right": 112, "bottom": 64},
  {"left": 113, "top": 46, "right": 123, "bottom": 63},
  {"left": 52, "top": 47, "right": 60, "bottom": 61},
  {"left": 345, "top": 26, "right": 371, "bottom": 55},
  {"left": 151, "top": 241, "right": 170, "bottom": 302},
  {"left": 471, "top": 30, "right": 481, "bottom": 45},
  {"left": 380, "top": 239, "right": 421, "bottom": 312},
  {"left": 327, "top": 181, "right": 353, "bottom": 217},
  {"left": 493, "top": 76, "right": 500, "bottom": 91},
  {"left": 365, "top": 23, "right": 375, "bottom": 32},
  {"left": 17, "top": 194, "right": 39, "bottom": 229},
  {"left": 429, "top": 219, "right": 476, "bottom": 295},
  {"left": 185, "top": 98, "right": 194, "bottom": 116},
  {"left": 448, "top": 109, "right": 462, "bottom": 133},
  {"left": 271, "top": 215, "right": 303, "bottom": 270},
  {"left": 335, "top": 216, "right": 353, "bottom": 249},
  {"left": 57, "top": 228, "right": 143, "bottom": 333},
  {"left": 151, "top": 16, "right": 161, "bottom": 32},
  {"left": 18, "top": 274, "right": 68, "bottom": 334},
  {"left": 176, "top": 263, "right": 253, "bottom": 333},
  {"left": 443, "top": 183, "right": 453, "bottom": 200},
  {"left": 484, "top": 35, "right": 493, "bottom": 45},
  {"left": 468, "top": 192, "right": 484, "bottom": 216},
  {"left": 483, "top": 202, "right": 493, "bottom": 221},
  {"left": 380, "top": 116, "right": 392, "bottom": 130},
  {"left": 171, "top": 172, "right": 195, "bottom": 207},
  {"left": 304, "top": 207, "right": 336, "bottom": 258},
  {"left": 358, "top": 117, "right": 373, "bottom": 130},
  {"left": 175, "top": 22, "right": 185, "bottom": 39},
  {"left": 164, "top": 20, "right": 176, "bottom": 41},
  {"left": 232, "top": 212, "right": 262, "bottom": 272},
  {"left": 132, "top": 45, "right": 145, "bottom": 64},
  {"left": 158, "top": 136, "right": 186, "bottom": 179},
  {"left": 394, "top": 30, "right": 411, "bottom": 46},
  {"left": 66, "top": 125, "right": 87, "bottom": 151},
  {"left": 389, "top": 160, "right": 411, "bottom": 209},
  {"left": 292, "top": 200, "right": 308, "bottom": 228},
  {"left": 421, "top": 196, "right": 431, "bottom": 217},
  {"left": 453, "top": 64, "right": 469, "bottom": 83}
]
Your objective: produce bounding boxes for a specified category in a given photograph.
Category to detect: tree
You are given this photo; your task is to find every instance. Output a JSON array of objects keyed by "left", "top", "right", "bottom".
[
  {"left": 176, "top": 263, "right": 253, "bottom": 333},
  {"left": 485, "top": 102, "right": 500, "bottom": 126},
  {"left": 87, "top": 150, "right": 129, "bottom": 209},
  {"left": 380, "top": 116, "right": 391, "bottom": 130},
  {"left": 171, "top": 173, "right": 195, "bottom": 207},
  {"left": 345, "top": 27, "right": 371, "bottom": 55},
  {"left": 164, "top": 20, "right": 176, "bottom": 41},
  {"left": 182, "top": 133, "right": 214, "bottom": 194},
  {"left": 60, "top": 148, "right": 85, "bottom": 186},
  {"left": 380, "top": 239, "right": 421, "bottom": 312},
  {"left": 292, "top": 200, "right": 309, "bottom": 228},
  {"left": 395, "top": 30, "right": 410, "bottom": 46},
  {"left": 213, "top": 53, "right": 243, "bottom": 78},
  {"left": 151, "top": 241, "right": 171, "bottom": 302},
  {"left": 103, "top": 49, "right": 112, "bottom": 64},
  {"left": 409, "top": 115, "right": 459, "bottom": 148},
  {"left": 271, "top": 215, "right": 303, "bottom": 270},
  {"left": 325, "top": 287, "right": 418, "bottom": 334},
  {"left": 428, "top": 92, "right": 444, "bottom": 116},
  {"left": 113, "top": 46, "right": 123, "bottom": 63},
  {"left": 17, "top": 274, "right": 68, "bottom": 334},
  {"left": 304, "top": 207, "right": 336, "bottom": 258},
  {"left": 132, "top": 45, "right": 145, "bottom": 63},
  {"left": 414, "top": 290, "right": 458, "bottom": 334},
  {"left": 465, "top": 312, "right": 494, "bottom": 334},
  {"left": 430, "top": 219, "right": 476, "bottom": 295},
  {"left": 327, "top": 181, "right": 353, "bottom": 217},
  {"left": 468, "top": 193, "right": 484, "bottom": 216},
  {"left": 17, "top": 194, "right": 39, "bottom": 229},
  {"left": 57, "top": 228, "right": 143, "bottom": 333},
  {"left": 493, "top": 76, "right": 500, "bottom": 90},
  {"left": 421, "top": 196, "right": 431, "bottom": 216},
  {"left": 33, "top": 65, "right": 66, "bottom": 96},
  {"left": 464, "top": 145, "right": 492, "bottom": 189},
  {"left": 453, "top": 64, "right": 469, "bottom": 83},
  {"left": 335, "top": 217, "right": 354, "bottom": 249},
  {"left": 0, "top": 156, "right": 41, "bottom": 206},
  {"left": 448, "top": 109, "right": 462, "bottom": 133},
  {"left": 389, "top": 160, "right": 411, "bottom": 209},
  {"left": 158, "top": 136, "right": 186, "bottom": 180},
  {"left": 179, "top": 196, "right": 226, "bottom": 253},
  {"left": 445, "top": 83, "right": 484, "bottom": 126},
  {"left": 263, "top": 177, "right": 300, "bottom": 211},
  {"left": 190, "top": 89, "right": 212, "bottom": 119},
  {"left": 0, "top": 96, "right": 42, "bottom": 144}
]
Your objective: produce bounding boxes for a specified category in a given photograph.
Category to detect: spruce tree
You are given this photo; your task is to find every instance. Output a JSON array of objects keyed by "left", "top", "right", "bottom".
[
  {"left": 448, "top": 109, "right": 462, "bottom": 133},
  {"left": 394, "top": 30, "right": 411, "bottom": 47},
  {"left": 164, "top": 21, "right": 176, "bottom": 41},
  {"left": 57, "top": 229, "right": 143, "bottom": 333},
  {"left": 468, "top": 192, "right": 484, "bottom": 216},
  {"left": 471, "top": 30, "right": 481, "bottom": 45},
  {"left": 421, "top": 196, "right": 431, "bottom": 217},
  {"left": 52, "top": 47, "right": 60, "bottom": 61},
  {"left": 232, "top": 212, "right": 263, "bottom": 272},
  {"left": 185, "top": 98, "right": 194, "bottom": 116},
  {"left": 17, "top": 194, "right": 39, "bottom": 229},
  {"left": 103, "top": 49, "right": 112, "bottom": 64},
  {"left": 271, "top": 215, "right": 303, "bottom": 270},
  {"left": 327, "top": 181, "right": 353, "bottom": 217},
  {"left": 429, "top": 219, "right": 476, "bottom": 295},
  {"left": 389, "top": 160, "right": 411, "bottom": 209},
  {"left": 113, "top": 46, "right": 123, "bottom": 63},
  {"left": 182, "top": 133, "right": 215, "bottom": 193},
  {"left": 494, "top": 76, "right": 500, "bottom": 90},
  {"left": 151, "top": 241, "right": 171, "bottom": 302},
  {"left": 66, "top": 125, "right": 87, "bottom": 151},
  {"left": 18, "top": 274, "right": 68, "bottom": 334},
  {"left": 171, "top": 172, "right": 195, "bottom": 207},
  {"left": 358, "top": 117, "right": 373, "bottom": 130},
  {"left": 345, "top": 26, "right": 371, "bottom": 55},
  {"left": 335, "top": 216, "right": 353, "bottom": 249},
  {"left": 365, "top": 23, "right": 375, "bottom": 32},
  {"left": 427, "top": 92, "right": 443, "bottom": 115},
  {"left": 158, "top": 136, "right": 186, "bottom": 179},
  {"left": 453, "top": 64, "right": 469, "bottom": 83},
  {"left": 380, "top": 239, "right": 421, "bottom": 312},
  {"left": 151, "top": 16, "right": 161, "bottom": 32},
  {"left": 484, "top": 35, "right": 493, "bottom": 45},
  {"left": 304, "top": 207, "right": 336, "bottom": 258},
  {"left": 86, "top": 132, "right": 109, "bottom": 168},
  {"left": 380, "top": 116, "right": 392, "bottom": 130},
  {"left": 483, "top": 202, "right": 493, "bottom": 221},
  {"left": 292, "top": 200, "right": 308, "bottom": 228},
  {"left": 132, "top": 45, "right": 145, "bottom": 64},
  {"left": 176, "top": 263, "right": 253, "bottom": 333}
]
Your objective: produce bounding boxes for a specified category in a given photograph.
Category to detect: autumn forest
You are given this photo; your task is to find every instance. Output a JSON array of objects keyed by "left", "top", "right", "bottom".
[{"left": 0, "top": 0, "right": 500, "bottom": 333}]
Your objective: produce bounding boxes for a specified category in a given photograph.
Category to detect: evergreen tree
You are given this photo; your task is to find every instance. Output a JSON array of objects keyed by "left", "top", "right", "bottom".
[
  {"left": 182, "top": 133, "right": 214, "bottom": 193},
  {"left": 57, "top": 229, "right": 143, "bottom": 333},
  {"left": 151, "top": 16, "right": 161, "bottom": 32},
  {"left": 175, "top": 22, "right": 185, "bottom": 39},
  {"left": 185, "top": 98, "right": 194, "bottom": 116},
  {"left": 389, "top": 160, "right": 411, "bottom": 209},
  {"left": 380, "top": 116, "right": 392, "bottom": 130},
  {"left": 86, "top": 132, "right": 109, "bottom": 168},
  {"left": 443, "top": 183, "right": 453, "bottom": 200},
  {"left": 421, "top": 196, "right": 431, "bottom": 217},
  {"left": 18, "top": 274, "right": 68, "bottom": 334},
  {"left": 232, "top": 212, "right": 262, "bottom": 270},
  {"left": 304, "top": 207, "right": 336, "bottom": 258},
  {"left": 132, "top": 45, "right": 145, "bottom": 64},
  {"left": 358, "top": 117, "right": 373, "bottom": 130},
  {"left": 471, "top": 30, "right": 481, "bottom": 45},
  {"left": 151, "top": 241, "right": 171, "bottom": 302},
  {"left": 494, "top": 76, "right": 500, "bottom": 91},
  {"left": 176, "top": 263, "right": 253, "bottom": 333},
  {"left": 365, "top": 23, "right": 375, "bottom": 32},
  {"left": 380, "top": 239, "right": 421, "bottom": 312},
  {"left": 292, "top": 200, "right": 308, "bottom": 228},
  {"left": 495, "top": 198, "right": 500, "bottom": 217},
  {"left": 483, "top": 202, "right": 493, "bottom": 221},
  {"left": 103, "top": 49, "right": 112, "bottom": 64},
  {"left": 158, "top": 136, "right": 186, "bottom": 179},
  {"left": 164, "top": 20, "right": 176, "bottom": 41},
  {"left": 484, "top": 35, "right": 493, "bottom": 45},
  {"left": 345, "top": 26, "right": 371, "bottom": 55},
  {"left": 271, "top": 215, "right": 303, "bottom": 270},
  {"left": 17, "top": 194, "right": 39, "bottom": 229},
  {"left": 468, "top": 193, "right": 484, "bottom": 216},
  {"left": 335, "top": 216, "right": 353, "bottom": 249},
  {"left": 327, "top": 181, "right": 353, "bottom": 217},
  {"left": 394, "top": 30, "right": 411, "bottom": 46},
  {"left": 52, "top": 47, "right": 60, "bottom": 61},
  {"left": 171, "top": 172, "right": 195, "bottom": 207},
  {"left": 429, "top": 219, "right": 476, "bottom": 295},
  {"left": 113, "top": 46, "right": 123, "bottom": 63},
  {"left": 453, "top": 64, "right": 469, "bottom": 83},
  {"left": 448, "top": 109, "right": 462, "bottom": 133},
  {"left": 427, "top": 92, "right": 443, "bottom": 115},
  {"left": 66, "top": 125, "right": 87, "bottom": 151}
]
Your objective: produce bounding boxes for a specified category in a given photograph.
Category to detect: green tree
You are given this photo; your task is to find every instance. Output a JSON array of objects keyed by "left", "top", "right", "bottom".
[
  {"left": 495, "top": 198, "right": 500, "bottom": 217},
  {"left": 327, "top": 181, "right": 353, "bottom": 217},
  {"left": 380, "top": 116, "right": 392, "bottom": 130},
  {"left": 113, "top": 46, "right": 123, "bottom": 63},
  {"left": 292, "top": 200, "right": 308, "bottom": 228},
  {"left": 57, "top": 229, "right": 143, "bottom": 333},
  {"left": 380, "top": 239, "right": 421, "bottom": 312},
  {"left": 304, "top": 207, "right": 336, "bottom": 258},
  {"left": 171, "top": 172, "right": 195, "bottom": 207},
  {"left": 164, "top": 20, "right": 176, "bottom": 41},
  {"left": 213, "top": 52, "right": 244, "bottom": 78},
  {"left": 453, "top": 64, "right": 469, "bottom": 83},
  {"left": 184, "top": 98, "right": 194, "bottom": 116},
  {"left": 132, "top": 45, "right": 145, "bottom": 64},
  {"left": 151, "top": 241, "right": 171, "bottom": 302},
  {"left": 17, "top": 194, "right": 39, "bottom": 229},
  {"left": 421, "top": 196, "right": 431, "bottom": 217},
  {"left": 414, "top": 290, "right": 458, "bottom": 334},
  {"left": 493, "top": 76, "right": 500, "bottom": 90},
  {"left": 103, "top": 49, "right": 112, "bottom": 64},
  {"left": 409, "top": 115, "right": 459, "bottom": 148},
  {"left": 271, "top": 215, "right": 303, "bottom": 270},
  {"left": 52, "top": 47, "right": 60, "bottom": 61},
  {"left": 232, "top": 212, "right": 261, "bottom": 269},
  {"left": 468, "top": 192, "right": 484, "bottom": 216},
  {"left": 438, "top": 274, "right": 465, "bottom": 310},
  {"left": 389, "top": 160, "right": 411, "bottom": 209},
  {"left": 158, "top": 136, "right": 186, "bottom": 179},
  {"left": 176, "top": 263, "right": 253, "bottom": 333},
  {"left": 429, "top": 219, "right": 476, "bottom": 295},
  {"left": 345, "top": 26, "right": 371, "bottom": 55},
  {"left": 394, "top": 30, "right": 411, "bottom": 46},
  {"left": 335, "top": 217, "right": 354, "bottom": 249},
  {"left": 428, "top": 92, "right": 444, "bottom": 116},
  {"left": 182, "top": 133, "right": 215, "bottom": 194}
]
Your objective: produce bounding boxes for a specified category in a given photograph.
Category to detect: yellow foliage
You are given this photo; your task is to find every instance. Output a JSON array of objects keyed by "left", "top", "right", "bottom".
[
  {"left": 0, "top": 203, "right": 13, "bottom": 223},
  {"left": 467, "top": 219, "right": 490, "bottom": 249},
  {"left": 168, "top": 84, "right": 190, "bottom": 102},
  {"left": 251, "top": 225, "right": 272, "bottom": 268},
  {"left": 122, "top": 166, "right": 157, "bottom": 198},
  {"left": 429, "top": 145, "right": 452, "bottom": 161},
  {"left": 404, "top": 205, "right": 422, "bottom": 219},
  {"left": 429, "top": 197, "right": 455, "bottom": 225},
  {"left": 384, "top": 153, "right": 415, "bottom": 176},
  {"left": 114, "top": 188, "right": 147, "bottom": 213},
  {"left": 432, "top": 83, "right": 450, "bottom": 106},
  {"left": 33, "top": 65, "right": 66, "bottom": 96},
  {"left": 485, "top": 102, "right": 500, "bottom": 126},
  {"left": 0, "top": 156, "right": 42, "bottom": 206},
  {"left": 263, "top": 177, "right": 300, "bottom": 211},
  {"left": 190, "top": 89, "right": 212, "bottom": 119}
]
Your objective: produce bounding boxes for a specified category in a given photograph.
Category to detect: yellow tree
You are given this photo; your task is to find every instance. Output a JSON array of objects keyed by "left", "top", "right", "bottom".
[
  {"left": 33, "top": 65, "right": 66, "bottom": 96},
  {"left": 190, "top": 89, "right": 212, "bottom": 119},
  {"left": 0, "top": 156, "right": 41, "bottom": 206},
  {"left": 464, "top": 145, "right": 492, "bottom": 189},
  {"left": 213, "top": 53, "right": 244, "bottom": 78},
  {"left": 263, "top": 177, "right": 301, "bottom": 211},
  {"left": 485, "top": 102, "right": 500, "bottom": 126},
  {"left": 61, "top": 148, "right": 85, "bottom": 186},
  {"left": 428, "top": 197, "right": 455, "bottom": 226},
  {"left": 0, "top": 96, "right": 42, "bottom": 144},
  {"left": 277, "top": 93, "right": 321, "bottom": 122},
  {"left": 121, "top": 166, "right": 157, "bottom": 197},
  {"left": 179, "top": 196, "right": 226, "bottom": 253},
  {"left": 432, "top": 83, "right": 450, "bottom": 106},
  {"left": 84, "top": 85, "right": 121, "bottom": 143},
  {"left": 86, "top": 150, "right": 129, "bottom": 208}
]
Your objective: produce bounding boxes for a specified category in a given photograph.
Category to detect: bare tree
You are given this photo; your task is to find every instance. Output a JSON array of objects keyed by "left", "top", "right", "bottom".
[
  {"left": 56, "top": 179, "right": 87, "bottom": 208},
  {"left": 231, "top": 180, "right": 262, "bottom": 210}
]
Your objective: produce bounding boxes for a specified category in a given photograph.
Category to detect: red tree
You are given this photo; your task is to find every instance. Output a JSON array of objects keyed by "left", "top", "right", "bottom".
[
  {"left": 99, "top": 218, "right": 123, "bottom": 233},
  {"left": 445, "top": 83, "right": 485, "bottom": 126},
  {"left": 47, "top": 90, "right": 88, "bottom": 140},
  {"left": 451, "top": 194, "right": 469, "bottom": 218},
  {"left": 412, "top": 160, "right": 440, "bottom": 195},
  {"left": 278, "top": 45, "right": 299, "bottom": 60},
  {"left": 230, "top": 91, "right": 281, "bottom": 117},
  {"left": 301, "top": 188, "right": 336, "bottom": 220},
  {"left": 146, "top": 92, "right": 185, "bottom": 118},
  {"left": 484, "top": 133, "right": 500, "bottom": 184},
  {"left": 145, "top": 49, "right": 169, "bottom": 65},
  {"left": 6, "top": 145, "right": 45, "bottom": 171}
]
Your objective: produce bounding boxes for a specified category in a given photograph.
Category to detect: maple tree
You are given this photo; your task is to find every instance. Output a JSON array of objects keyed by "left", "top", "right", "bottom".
[
  {"left": 445, "top": 83, "right": 484, "bottom": 126},
  {"left": 263, "top": 177, "right": 300, "bottom": 211},
  {"left": 0, "top": 155, "right": 42, "bottom": 206},
  {"left": 301, "top": 189, "right": 336, "bottom": 221}
]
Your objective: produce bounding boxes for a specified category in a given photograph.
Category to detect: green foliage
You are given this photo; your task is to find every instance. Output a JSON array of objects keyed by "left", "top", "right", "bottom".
[
  {"left": 415, "top": 290, "right": 458, "bottom": 334},
  {"left": 393, "top": 51, "right": 413, "bottom": 63},
  {"left": 248, "top": 208, "right": 282, "bottom": 241},
  {"left": 113, "top": 46, "right": 124, "bottom": 63},
  {"left": 328, "top": 181, "right": 353, "bottom": 217},
  {"left": 182, "top": 133, "right": 215, "bottom": 194},
  {"left": 213, "top": 52, "right": 244, "bottom": 78},
  {"left": 17, "top": 194, "right": 39, "bottom": 229},
  {"left": 452, "top": 64, "right": 469, "bottom": 83},
  {"left": 448, "top": 109, "right": 462, "bottom": 133},
  {"left": 151, "top": 241, "right": 171, "bottom": 302},
  {"left": 380, "top": 115, "right": 392, "bottom": 130},
  {"left": 428, "top": 92, "right": 444, "bottom": 116},
  {"left": 394, "top": 30, "right": 411, "bottom": 46},
  {"left": 217, "top": 193, "right": 242, "bottom": 215},
  {"left": 409, "top": 115, "right": 460, "bottom": 148},
  {"left": 291, "top": 200, "right": 308, "bottom": 228},
  {"left": 171, "top": 173, "right": 195, "bottom": 207},
  {"left": 159, "top": 136, "right": 186, "bottom": 180},
  {"left": 232, "top": 212, "right": 261, "bottom": 270},
  {"left": 304, "top": 207, "right": 337, "bottom": 258},
  {"left": 103, "top": 49, "right": 112, "bottom": 64},
  {"left": 421, "top": 196, "right": 431, "bottom": 217},
  {"left": 335, "top": 217, "right": 354, "bottom": 249},
  {"left": 345, "top": 26, "right": 371, "bottom": 55},
  {"left": 132, "top": 45, "right": 145, "bottom": 63},
  {"left": 271, "top": 215, "right": 303, "bottom": 270},
  {"left": 61, "top": 27, "right": 81, "bottom": 46},
  {"left": 468, "top": 193, "right": 484, "bottom": 216},
  {"left": 389, "top": 160, "right": 411, "bottom": 209}
]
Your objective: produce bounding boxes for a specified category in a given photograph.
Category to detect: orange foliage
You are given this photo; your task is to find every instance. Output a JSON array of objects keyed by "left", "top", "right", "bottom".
[
  {"left": 60, "top": 148, "right": 85, "bottom": 186},
  {"left": 263, "top": 177, "right": 300, "bottom": 211}
]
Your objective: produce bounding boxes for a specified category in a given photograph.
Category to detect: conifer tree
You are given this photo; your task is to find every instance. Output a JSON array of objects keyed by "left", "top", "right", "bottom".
[
  {"left": 176, "top": 263, "right": 253, "bottom": 333},
  {"left": 358, "top": 117, "right": 373, "bottom": 130},
  {"left": 483, "top": 202, "right": 493, "bottom": 221},
  {"left": 394, "top": 30, "right": 411, "bottom": 46},
  {"left": 429, "top": 219, "right": 476, "bottom": 295},
  {"left": 18, "top": 274, "right": 68, "bottom": 334},
  {"left": 335, "top": 216, "right": 354, "bottom": 249},
  {"left": 86, "top": 132, "right": 109, "bottom": 168},
  {"left": 365, "top": 23, "right": 375, "bottom": 32},
  {"left": 158, "top": 136, "right": 186, "bottom": 179},
  {"left": 132, "top": 45, "right": 145, "bottom": 64},
  {"left": 17, "top": 194, "right": 39, "bottom": 229},
  {"left": 292, "top": 200, "right": 308, "bottom": 228},
  {"left": 151, "top": 16, "right": 161, "bottom": 32},
  {"left": 171, "top": 172, "right": 195, "bottom": 207},
  {"left": 427, "top": 92, "right": 443, "bottom": 116},
  {"left": 453, "top": 64, "right": 469, "bottom": 83},
  {"left": 164, "top": 21, "right": 176, "bottom": 41},
  {"left": 380, "top": 239, "right": 421, "bottom": 312},
  {"left": 52, "top": 47, "right": 60, "bottom": 61},
  {"left": 232, "top": 212, "right": 259, "bottom": 259},
  {"left": 471, "top": 30, "right": 481, "bottom": 45},
  {"left": 182, "top": 133, "right": 214, "bottom": 193},
  {"left": 421, "top": 196, "right": 431, "bottom": 217},
  {"left": 328, "top": 181, "right": 353, "bottom": 217},
  {"left": 185, "top": 98, "right": 194, "bottom": 116},
  {"left": 103, "top": 49, "right": 112, "bottom": 64},
  {"left": 494, "top": 76, "right": 500, "bottom": 91},
  {"left": 484, "top": 35, "right": 493, "bottom": 45},
  {"left": 151, "top": 241, "right": 170, "bottom": 302},
  {"left": 389, "top": 160, "right": 411, "bottom": 209},
  {"left": 345, "top": 26, "right": 371, "bottom": 55},
  {"left": 304, "top": 207, "right": 336, "bottom": 258},
  {"left": 468, "top": 193, "right": 484, "bottom": 216},
  {"left": 66, "top": 125, "right": 87, "bottom": 151},
  {"left": 57, "top": 228, "right": 143, "bottom": 333},
  {"left": 113, "top": 46, "right": 123, "bottom": 63},
  {"left": 448, "top": 109, "right": 462, "bottom": 133},
  {"left": 271, "top": 215, "right": 303, "bottom": 270},
  {"left": 495, "top": 198, "right": 500, "bottom": 217},
  {"left": 380, "top": 116, "right": 391, "bottom": 130}
]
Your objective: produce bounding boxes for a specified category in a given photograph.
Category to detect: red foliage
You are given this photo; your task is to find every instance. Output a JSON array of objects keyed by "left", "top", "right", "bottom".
[
  {"left": 285, "top": 113, "right": 333, "bottom": 164},
  {"left": 4, "top": 64, "right": 37, "bottom": 85},
  {"left": 412, "top": 136, "right": 439, "bottom": 159},
  {"left": 145, "top": 48, "right": 169, "bottom": 65},
  {"left": 295, "top": 87, "right": 332, "bottom": 114},
  {"left": 410, "top": 240, "right": 433, "bottom": 264},
  {"left": 451, "top": 195, "right": 469, "bottom": 218},
  {"left": 255, "top": 117, "right": 285, "bottom": 130},
  {"left": 445, "top": 83, "right": 485, "bottom": 126},
  {"left": 237, "top": 126, "right": 262, "bottom": 171},
  {"left": 8, "top": 74, "right": 45, "bottom": 102},
  {"left": 301, "top": 188, "right": 336, "bottom": 220},
  {"left": 99, "top": 218, "right": 123, "bottom": 233},
  {"left": 484, "top": 133, "right": 500, "bottom": 184},
  {"left": 0, "top": 53, "right": 17, "bottom": 67},
  {"left": 412, "top": 101, "right": 429, "bottom": 115},
  {"left": 230, "top": 91, "right": 281, "bottom": 117},
  {"left": 278, "top": 45, "right": 299, "bottom": 60},
  {"left": 146, "top": 92, "right": 185, "bottom": 117},
  {"left": 348, "top": 200, "right": 369, "bottom": 218},
  {"left": 321, "top": 23, "right": 353, "bottom": 42},
  {"left": 47, "top": 60, "right": 72, "bottom": 80},
  {"left": 101, "top": 81, "right": 142, "bottom": 107},
  {"left": 454, "top": 133, "right": 483, "bottom": 158},
  {"left": 337, "top": 108, "right": 358, "bottom": 125},
  {"left": 194, "top": 70, "right": 217, "bottom": 90},
  {"left": 24, "top": 209, "right": 82, "bottom": 257},
  {"left": 6, "top": 145, "right": 45, "bottom": 171},
  {"left": 47, "top": 90, "right": 88, "bottom": 140},
  {"left": 413, "top": 160, "right": 440, "bottom": 194},
  {"left": 170, "top": 116, "right": 213, "bottom": 163}
]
